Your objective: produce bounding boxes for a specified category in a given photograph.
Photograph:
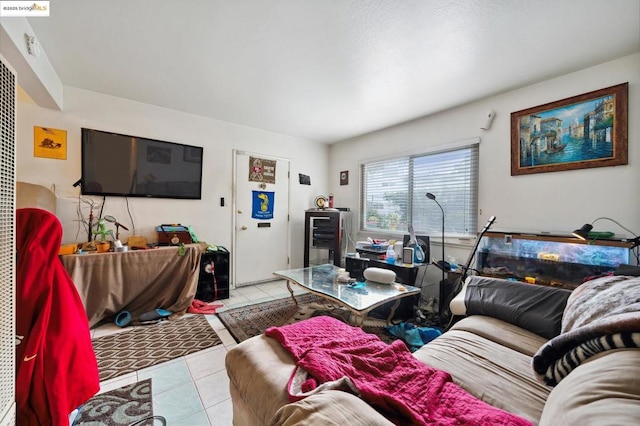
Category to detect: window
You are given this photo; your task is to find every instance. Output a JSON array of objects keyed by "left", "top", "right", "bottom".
[{"left": 360, "top": 141, "right": 479, "bottom": 237}]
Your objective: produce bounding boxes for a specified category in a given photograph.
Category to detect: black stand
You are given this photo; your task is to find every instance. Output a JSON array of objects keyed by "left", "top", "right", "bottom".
[{"left": 438, "top": 216, "right": 496, "bottom": 328}]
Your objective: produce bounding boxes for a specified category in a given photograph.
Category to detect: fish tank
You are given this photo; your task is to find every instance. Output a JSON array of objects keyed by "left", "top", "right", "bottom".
[{"left": 477, "top": 231, "right": 632, "bottom": 289}]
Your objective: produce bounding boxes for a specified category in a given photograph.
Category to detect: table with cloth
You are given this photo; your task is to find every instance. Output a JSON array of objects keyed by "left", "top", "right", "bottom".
[{"left": 61, "top": 243, "right": 202, "bottom": 327}]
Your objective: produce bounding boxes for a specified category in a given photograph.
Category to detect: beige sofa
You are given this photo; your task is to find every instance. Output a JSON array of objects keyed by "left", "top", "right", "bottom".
[{"left": 225, "top": 275, "right": 640, "bottom": 425}]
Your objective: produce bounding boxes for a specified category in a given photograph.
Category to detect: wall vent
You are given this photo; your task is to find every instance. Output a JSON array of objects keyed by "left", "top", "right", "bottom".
[{"left": 0, "top": 53, "right": 16, "bottom": 425}]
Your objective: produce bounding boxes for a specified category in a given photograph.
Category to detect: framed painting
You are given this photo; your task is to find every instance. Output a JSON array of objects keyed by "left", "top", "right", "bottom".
[
  {"left": 34, "top": 126, "right": 67, "bottom": 160},
  {"left": 511, "top": 83, "right": 628, "bottom": 176}
]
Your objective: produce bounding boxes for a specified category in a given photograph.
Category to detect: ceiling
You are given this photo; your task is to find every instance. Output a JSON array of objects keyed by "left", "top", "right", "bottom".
[{"left": 27, "top": 0, "right": 640, "bottom": 144}]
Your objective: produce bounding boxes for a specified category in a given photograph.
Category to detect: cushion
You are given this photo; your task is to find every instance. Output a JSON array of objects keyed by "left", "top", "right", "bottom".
[
  {"left": 464, "top": 276, "right": 571, "bottom": 339},
  {"left": 269, "top": 390, "right": 394, "bottom": 426},
  {"left": 450, "top": 315, "right": 548, "bottom": 357},
  {"left": 413, "top": 325, "right": 550, "bottom": 424},
  {"left": 532, "top": 275, "right": 640, "bottom": 386},
  {"left": 540, "top": 349, "right": 640, "bottom": 425},
  {"left": 225, "top": 334, "right": 295, "bottom": 424}
]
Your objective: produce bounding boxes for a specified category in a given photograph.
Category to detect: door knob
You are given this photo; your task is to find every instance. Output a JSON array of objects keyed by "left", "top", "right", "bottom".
[
  {"left": 241, "top": 225, "right": 248, "bottom": 230},
  {"left": 237, "top": 209, "right": 243, "bottom": 214}
]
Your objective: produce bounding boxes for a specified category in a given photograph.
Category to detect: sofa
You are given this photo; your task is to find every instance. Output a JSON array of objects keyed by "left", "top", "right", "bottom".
[{"left": 225, "top": 275, "right": 640, "bottom": 425}]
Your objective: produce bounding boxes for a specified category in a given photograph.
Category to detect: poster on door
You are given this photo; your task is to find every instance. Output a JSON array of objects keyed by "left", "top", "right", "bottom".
[
  {"left": 252, "top": 190, "right": 275, "bottom": 219},
  {"left": 249, "top": 156, "right": 276, "bottom": 184}
]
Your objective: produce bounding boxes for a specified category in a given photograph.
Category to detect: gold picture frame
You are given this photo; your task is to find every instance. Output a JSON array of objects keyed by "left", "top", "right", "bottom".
[
  {"left": 511, "top": 83, "right": 628, "bottom": 176},
  {"left": 34, "top": 126, "right": 67, "bottom": 160}
]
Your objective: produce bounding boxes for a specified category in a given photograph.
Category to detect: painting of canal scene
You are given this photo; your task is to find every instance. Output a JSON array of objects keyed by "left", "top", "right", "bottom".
[{"left": 511, "top": 83, "right": 628, "bottom": 176}]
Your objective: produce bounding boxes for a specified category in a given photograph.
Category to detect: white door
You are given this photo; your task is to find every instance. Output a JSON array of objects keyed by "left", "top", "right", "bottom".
[{"left": 232, "top": 150, "right": 290, "bottom": 287}]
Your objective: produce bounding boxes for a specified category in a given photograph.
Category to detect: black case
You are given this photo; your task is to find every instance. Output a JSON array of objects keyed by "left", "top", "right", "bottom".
[{"left": 195, "top": 249, "right": 230, "bottom": 301}]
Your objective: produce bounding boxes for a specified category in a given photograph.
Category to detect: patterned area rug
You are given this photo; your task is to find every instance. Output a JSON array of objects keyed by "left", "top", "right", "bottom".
[
  {"left": 93, "top": 315, "right": 221, "bottom": 382},
  {"left": 74, "top": 379, "right": 154, "bottom": 425},
  {"left": 217, "top": 294, "right": 398, "bottom": 344}
]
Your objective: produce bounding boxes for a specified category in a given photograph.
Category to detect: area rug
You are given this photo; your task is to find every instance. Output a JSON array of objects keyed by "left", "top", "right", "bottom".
[
  {"left": 217, "top": 294, "right": 397, "bottom": 344},
  {"left": 93, "top": 315, "right": 221, "bottom": 382},
  {"left": 74, "top": 379, "right": 154, "bottom": 426}
]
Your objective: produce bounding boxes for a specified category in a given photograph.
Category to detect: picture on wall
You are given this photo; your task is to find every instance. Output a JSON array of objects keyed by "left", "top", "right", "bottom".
[
  {"left": 34, "top": 126, "right": 67, "bottom": 160},
  {"left": 511, "top": 82, "right": 628, "bottom": 176},
  {"left": 340, "top": 170, "right": 349, "bottom": 185},
  {"left": 249, "top": 156, "right": 276, "bottom": 184}
]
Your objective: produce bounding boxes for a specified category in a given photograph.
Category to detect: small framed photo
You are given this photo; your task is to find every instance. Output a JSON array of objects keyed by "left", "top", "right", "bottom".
[{"left": 340, "top": 170, "right": 349, "bottom": 185}]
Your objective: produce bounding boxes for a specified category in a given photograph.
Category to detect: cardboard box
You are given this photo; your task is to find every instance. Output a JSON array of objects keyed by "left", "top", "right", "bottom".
[{"left": 127, "top": 236, "right": 148, "bottom": 249}]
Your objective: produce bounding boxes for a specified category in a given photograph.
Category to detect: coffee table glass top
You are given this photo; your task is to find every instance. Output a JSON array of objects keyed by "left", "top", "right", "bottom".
[{"left": 273, "top": 264, "right": 420, "bottom": 312}]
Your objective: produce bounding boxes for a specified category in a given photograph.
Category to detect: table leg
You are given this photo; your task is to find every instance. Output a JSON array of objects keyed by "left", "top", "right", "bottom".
[
  {"left": 352, "top": 312, "right": 365, "bottom": 327},
  {"left": 285, "top": 280, "right": 298, "bottom": 306},
  {"left": 386, "top": 299, "right": 402, "bottom": 325}
]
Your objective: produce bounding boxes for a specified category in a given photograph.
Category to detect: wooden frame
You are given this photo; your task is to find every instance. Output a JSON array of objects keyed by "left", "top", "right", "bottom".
[
  {"left": 340, "top": 170, "right": 349, "bottom": 185},
  {"left": 511, "top": 83, "right": 628, "bottom": 176}
]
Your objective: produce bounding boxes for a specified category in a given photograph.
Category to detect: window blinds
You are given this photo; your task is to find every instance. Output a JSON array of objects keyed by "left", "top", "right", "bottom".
[{"left": 360, "top": 142, "right": 479, "bottom": 236}]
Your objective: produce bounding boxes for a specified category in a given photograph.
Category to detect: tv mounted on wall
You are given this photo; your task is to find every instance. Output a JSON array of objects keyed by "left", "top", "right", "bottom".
[{"left": 81, "top": 128, "right": 203, "bottom": 199}]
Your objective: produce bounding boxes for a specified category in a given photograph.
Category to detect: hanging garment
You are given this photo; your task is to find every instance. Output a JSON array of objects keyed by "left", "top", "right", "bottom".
[{"left": 16, "top": 208, "right": 100, "bottom": 425}]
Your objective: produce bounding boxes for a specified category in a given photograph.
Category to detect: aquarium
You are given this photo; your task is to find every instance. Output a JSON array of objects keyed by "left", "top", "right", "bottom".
[{"left": 477, "top": 231, "right": 631, "bottom": 289}]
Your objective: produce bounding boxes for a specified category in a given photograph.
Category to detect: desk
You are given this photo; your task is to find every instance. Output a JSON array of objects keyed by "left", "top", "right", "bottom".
[
  {"left": 61, "top": 244, "right": 202, "bottom": 327},
  {"left": 346, "top": 254, "right": 423, "bottom": 285}
]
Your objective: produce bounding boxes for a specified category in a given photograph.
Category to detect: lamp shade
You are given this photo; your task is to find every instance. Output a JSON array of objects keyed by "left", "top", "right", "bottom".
[{"left": 572, "top": 224, "right": 593, "bottom": 240}]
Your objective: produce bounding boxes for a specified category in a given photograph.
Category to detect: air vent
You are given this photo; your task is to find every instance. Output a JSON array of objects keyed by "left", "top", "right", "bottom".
[{"left": 0, "top": 54, "right": 16, "bottom": 425}]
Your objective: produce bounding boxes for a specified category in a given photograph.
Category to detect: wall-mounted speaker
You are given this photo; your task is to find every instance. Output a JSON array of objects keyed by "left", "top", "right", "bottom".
[{"left": 480, "top": 110, "right": 496, "bottom": 130}]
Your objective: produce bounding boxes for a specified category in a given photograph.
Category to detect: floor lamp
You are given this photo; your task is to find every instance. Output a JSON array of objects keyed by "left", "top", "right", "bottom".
[{"left": 426, "top": 193, "right": 446, "bottom": 286}]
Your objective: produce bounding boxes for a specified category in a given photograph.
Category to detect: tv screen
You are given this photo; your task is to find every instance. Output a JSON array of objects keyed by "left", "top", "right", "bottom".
[{"left": 81, "top": 128, "right": 203, "bottom": 199}]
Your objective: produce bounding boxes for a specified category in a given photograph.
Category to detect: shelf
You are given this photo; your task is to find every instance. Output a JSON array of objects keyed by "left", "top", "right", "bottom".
[{"left": 304, "top": 210, "right": 350, "bottom": 267}]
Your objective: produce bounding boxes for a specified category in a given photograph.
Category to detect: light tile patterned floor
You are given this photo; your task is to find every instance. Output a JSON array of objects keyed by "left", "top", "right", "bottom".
[{"left": 89, "top": 279, "right": 299, "bottom": 425}]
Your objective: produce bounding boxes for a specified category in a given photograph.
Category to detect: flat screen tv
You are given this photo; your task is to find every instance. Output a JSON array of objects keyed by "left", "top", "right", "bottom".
[{"left": 81, "top": 128, "right": 203, "bottom": 199}]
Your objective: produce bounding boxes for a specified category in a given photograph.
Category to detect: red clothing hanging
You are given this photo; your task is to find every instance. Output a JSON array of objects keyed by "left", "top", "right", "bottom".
[{"left": 16, "top": 208, "right": 99, "bottom": 425}]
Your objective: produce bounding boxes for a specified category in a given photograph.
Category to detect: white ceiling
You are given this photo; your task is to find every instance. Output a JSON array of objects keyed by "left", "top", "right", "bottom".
[{"left": 27, "top": 0, "right": 640, "bottom": 143}]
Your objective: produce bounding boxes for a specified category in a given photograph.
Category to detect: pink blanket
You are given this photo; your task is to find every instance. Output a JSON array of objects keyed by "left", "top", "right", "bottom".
[{"left": 266, "top": 316, "right": 532, "bottom": 426}]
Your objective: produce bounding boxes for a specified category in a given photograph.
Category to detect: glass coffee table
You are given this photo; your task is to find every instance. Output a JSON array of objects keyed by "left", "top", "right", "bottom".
[{"left": 273, "top": 264, "right": 420, "bottom": 326}]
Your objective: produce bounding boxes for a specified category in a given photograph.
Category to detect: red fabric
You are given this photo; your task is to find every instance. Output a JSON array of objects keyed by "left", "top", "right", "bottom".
[
  {"left": 265, "top": 316, "right": 532, "bottom": 426},
  {"left": 16, "top": 208, "right": 100, "bottom": 425},
  {"left": 187, "top": 299, "right": 223, "bottom": 314}
]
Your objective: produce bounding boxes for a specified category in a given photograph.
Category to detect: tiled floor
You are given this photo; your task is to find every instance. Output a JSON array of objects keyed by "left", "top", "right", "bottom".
[{"left": 89, "top": 279, "right": 305, "bottom": 425}]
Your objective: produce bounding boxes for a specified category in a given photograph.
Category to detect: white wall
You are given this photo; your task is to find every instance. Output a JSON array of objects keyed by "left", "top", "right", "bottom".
[
  {"left": 329, "top": 53, "right": 640, "bottom": 286},
  {"left": 16, "top": 86, "right": 329, "bottom": 267}
]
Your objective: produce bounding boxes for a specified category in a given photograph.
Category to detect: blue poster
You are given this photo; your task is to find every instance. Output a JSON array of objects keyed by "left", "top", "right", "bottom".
[{"left": 252, "top": 190, "right": 275, "bottom": 219}]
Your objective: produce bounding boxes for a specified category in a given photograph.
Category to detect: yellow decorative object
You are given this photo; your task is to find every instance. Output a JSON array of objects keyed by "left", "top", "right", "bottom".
[
  {"left": 58, "top": 243, "right": 78, "bottom": 256},
  {"left": 34, "top": 126, "right": 67, "bottom": 160},
  {"left": 538, "top": 252, "right": 560, "bottom": 261},
  {"left": 128, "top": 236, "right": 147, "bottom": 249}
]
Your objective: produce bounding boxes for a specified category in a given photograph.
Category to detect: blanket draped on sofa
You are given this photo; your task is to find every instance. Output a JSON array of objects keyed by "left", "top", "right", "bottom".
[
  {"left": 266, "top": 316, "right": 532, "bottom": 426},
  {"left": 532, "top": 275, "right": 640, "bottom": 386}
]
